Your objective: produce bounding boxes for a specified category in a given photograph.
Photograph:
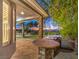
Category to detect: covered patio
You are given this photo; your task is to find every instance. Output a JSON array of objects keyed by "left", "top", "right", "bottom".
[
  {"left": 11, "top": 0, "right": 77, "bottom": 59},
  {"left": 0, "top": 0, "right": 48, "bottom": 59},
  {"left": 0, "top": 0, "right": 77, "bottom": 59},
  {"left": 14, "top": 0, "right": 48, "bottom": 38}
]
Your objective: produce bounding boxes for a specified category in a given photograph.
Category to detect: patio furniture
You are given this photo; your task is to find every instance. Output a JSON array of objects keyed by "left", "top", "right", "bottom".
[
  {"left": 33, "top": 39, "right": 60, "bottom": 59},
  {"left": 61, "top": 40, "right": 75, "bottom": 50},
  {"left": 43, "top": 35, "right": 62, "bottom": 57},
  {"left": 44, "top": 35, "right": 62, "bottom": 43}
]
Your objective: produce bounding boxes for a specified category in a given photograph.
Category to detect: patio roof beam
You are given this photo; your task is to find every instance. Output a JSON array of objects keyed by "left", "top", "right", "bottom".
[
  {"left": 16, "top": 16, "right": 40, "bottom": 24},
  {"left": 19, "top": 0, "right": 43, "bottom": 17}
]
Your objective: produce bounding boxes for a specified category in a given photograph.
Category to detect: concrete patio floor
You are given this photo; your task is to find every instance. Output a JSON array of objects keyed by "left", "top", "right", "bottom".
[
  {"left": 54, "top": 49, "right": 78, "bottom": 59},
  {"left": 11, "top": 39, "right": 38, "bottom": 59},
  {"left": 11, "top": 39, "right": 78, "bottom": 59}
]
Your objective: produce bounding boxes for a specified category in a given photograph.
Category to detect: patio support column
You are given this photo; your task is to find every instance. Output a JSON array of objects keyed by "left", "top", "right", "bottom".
[
  {"left": 22, "top": 23, "right": 25, "bottom": 37},
  {"left": 12, "top": 2, "right": 16, "bottom": 43},
  {"left": 39, "top": 17, "right": 43, "bottom": 39},
  {"left": 9, "top": 1, "right": 13, "bottom": 43}
]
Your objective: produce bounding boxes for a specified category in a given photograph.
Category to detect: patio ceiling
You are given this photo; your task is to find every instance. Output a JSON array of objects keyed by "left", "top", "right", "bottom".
[
  {"left": 11, "top": 0, "right": 48, "bottom": 23},
  {"left": 21, "top": 0, "right": 48, "bottom": 17},
  {"left": 16, "top": 4, "right": 40, "bottom": 20}
]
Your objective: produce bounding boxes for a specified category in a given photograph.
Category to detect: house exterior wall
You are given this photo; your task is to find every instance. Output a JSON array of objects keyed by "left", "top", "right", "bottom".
[
  {"left": 0, "top": 0, "right": 16, "bottom": 59},
  {"left": 0, "top": 0, "right": 3, "bottom": 46}
]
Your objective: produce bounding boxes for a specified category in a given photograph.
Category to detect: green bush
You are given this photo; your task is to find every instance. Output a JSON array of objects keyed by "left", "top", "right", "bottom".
[
  {"left": 49, "top": 0, "right": 78, "bottom": 40},
  {"left": 41, "top": 0, "right": 78, "bottom": 40}
]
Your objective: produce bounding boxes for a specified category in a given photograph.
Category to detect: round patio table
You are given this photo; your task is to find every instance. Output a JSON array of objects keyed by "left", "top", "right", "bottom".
[{"left": 33, "top": 39, "right": 60, "bottom": 59}]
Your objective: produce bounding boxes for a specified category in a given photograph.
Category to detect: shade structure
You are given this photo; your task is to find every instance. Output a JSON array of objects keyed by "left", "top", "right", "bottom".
[
  {"left": 16, "top": 20, "right": 38, "bottom": 29},
  {"left": 23, "top": 20, "right": 38, "bottom": 26}
]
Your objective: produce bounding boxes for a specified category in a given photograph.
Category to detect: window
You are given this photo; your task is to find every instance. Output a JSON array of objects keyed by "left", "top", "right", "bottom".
[{"left": 2, "top": 1, "right": 10, "bottom": 46}]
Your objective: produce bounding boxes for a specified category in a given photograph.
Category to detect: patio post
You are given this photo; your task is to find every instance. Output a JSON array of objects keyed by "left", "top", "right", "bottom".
[
  {"left": 9, "top": 1, "right": 13, "bottom": 43},
  {"left": 12, "top": 2, "right": 16, "bottom": 43},
  {"left": 39, "top": 17, "right": 43, "bottom": 39},
  {"left": 22, "top": 23, "right": 25, "bottom": 37}
]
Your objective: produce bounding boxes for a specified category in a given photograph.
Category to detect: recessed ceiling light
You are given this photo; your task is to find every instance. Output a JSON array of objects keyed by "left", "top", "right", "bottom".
[{"left": 21, "top": 11, "right": 24, "bottom": 15}]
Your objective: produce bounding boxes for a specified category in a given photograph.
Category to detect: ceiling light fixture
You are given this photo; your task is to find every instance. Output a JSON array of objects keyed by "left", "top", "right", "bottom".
[{"left": 21, "top": 11, "right": 24, "bottom": 15}]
